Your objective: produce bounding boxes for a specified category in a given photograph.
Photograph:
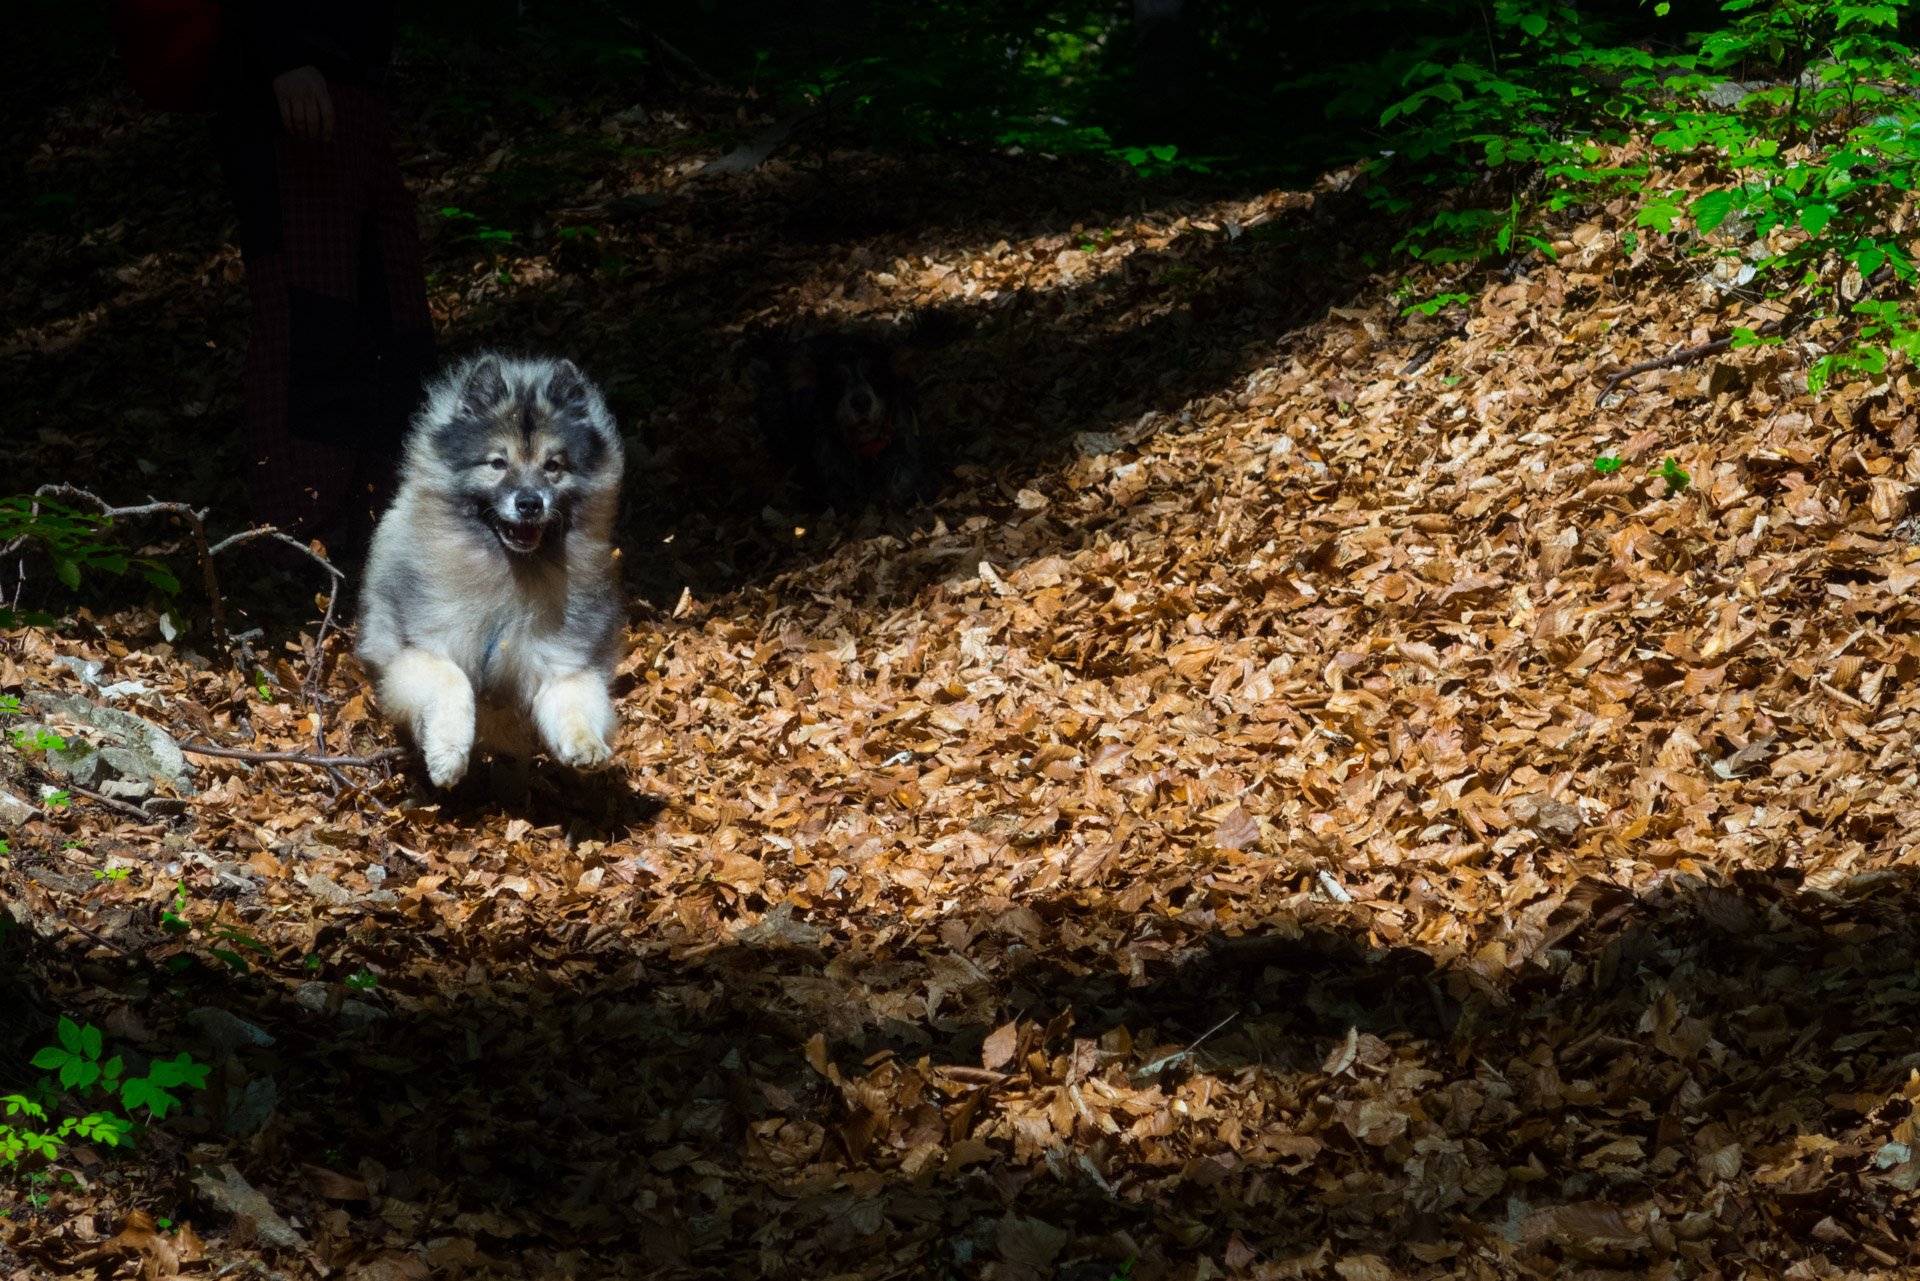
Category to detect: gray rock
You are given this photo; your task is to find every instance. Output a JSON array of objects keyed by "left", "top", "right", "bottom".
[
  {"left": 43, "top": 738, "right": 104, "bottom": 788},
  {"left": 293, "top": 981, "right": 329, "bottom": 1014},
  {"left": 0, "top": 790, "right": 35, "bottom": 827},
  {"left": 89, "top": 706, "right": 191, "bottom": 785},
  {"left": 99, "top": 747, "right": 155, "bottom": 795},
  {"left": 188, "top": 1007, "right": 276, "bottom": 1051},
  {"left": 300, "top": 872, "right": 352, "bottom": 906},
  {"left": 98, "top": 777, "right": 155, "bottom": 803},
  {"left": 1073, "top": 430, "right": 1122, "bottom": 457},
  {"left": 224, "top": 1077, "right": 279, "bottom": 1138},
  {"left": 26, "top": 693, "right": 197, "bottom": 796},
  {"left": 52, "top": 656, "right": 105, "bottom": 687},
  {"left": 190, "top": 1163, "right": 303, "bottom": 1249},
  {"left": 337, "top": 1000, "right": 388, "bottom": 1031}
]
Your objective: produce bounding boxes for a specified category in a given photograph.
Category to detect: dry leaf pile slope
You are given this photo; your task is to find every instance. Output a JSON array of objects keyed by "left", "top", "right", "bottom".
[{"left": 11, "top": 91, "right": 1920, "bottom": 1281}]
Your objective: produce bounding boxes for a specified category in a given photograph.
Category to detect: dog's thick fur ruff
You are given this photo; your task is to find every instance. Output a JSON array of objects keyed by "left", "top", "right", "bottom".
[{"left": 357, "top": 353, "right": 625, "bottom": 788}]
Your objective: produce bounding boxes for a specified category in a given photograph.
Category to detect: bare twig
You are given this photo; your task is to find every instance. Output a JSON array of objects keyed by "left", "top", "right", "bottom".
[
  {"left": 60, "top": 917, "right": 135, "bottom": 958},
  {"left": 32, "top": 488, "right": 349, "bottom": 761},
  {"left": 59, "top": 782, "right": 154, "bottom": 823},
  {"left": 1597, "top": 318, "right": 1784, "bottom": 400},
  {"left": 1399, "top": 328, "right": 1465, "bottom": 379},
  {"left": 1597, "top": 336, "right": 1737, "bottom": 399},
  {"left": 35, "top": 485, "right": 230, "bottom": 647},
  {"left": 302, "top": 576, "right": 343, "bottom": 755},
  {"left": 32, "top": 487, "right": 345, "bottom": 660},
  {"left": 206, "top": 526, "right": 344, "bottom": 581},
  {"left": 177, "top": 741, "right": 405, "bottom": 769}
]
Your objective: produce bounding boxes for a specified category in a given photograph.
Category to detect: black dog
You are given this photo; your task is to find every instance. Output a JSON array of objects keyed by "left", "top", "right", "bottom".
[{"left": 750, "top": 316, "right": 953, "bottom": 513}]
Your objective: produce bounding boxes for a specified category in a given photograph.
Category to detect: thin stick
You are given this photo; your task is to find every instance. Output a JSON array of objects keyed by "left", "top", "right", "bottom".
[
  {"left": 60, "top": 782, "right": 156, "bottom": 823},
  {"left": 1597, "top": 317, "right": 1784, "bottom": 400},
  {"left": 33, "top": 488, "right": 345, "bottom": 658},
  {"left": 177, "top": 741, "right": 405, "bottom": 769},
  {"left": 36, "top": 485, "right": 229, "bottom": 648},
  {"left": 302, "top": 575, "right": 343, "bottom": 754},
  {"left": 207, "top": 526, "right": 344, "bottom": 582},
  {"left": 60, "top": 918, "right": 134, "bottom": 958}
]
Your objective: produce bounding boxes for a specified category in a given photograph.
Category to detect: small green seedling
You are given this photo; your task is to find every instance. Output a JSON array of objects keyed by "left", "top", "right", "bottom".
[
  {"left": 1593, "top": 454, "right": 1624, "bottom": 473},
  {"left": 344, "top": 969, "right": 380, "bottom": 992},
  {"left": 1651, "top": 456, "right": 1690, "bottom": 494},
  {"left": 205, "top": 920, "right": 272, "bottom": 974},
  {"left": 1402, "top": 292, "right": 1474, "bottom": 317},
  {"left": 160, "top": 885, "right": 191, "bottom": 934},
  {"left": 9, "top": 728, "right": 66, "bottom": 752},
  {"left": 92, "top": 868, "right": 130, "bottom": 881}
]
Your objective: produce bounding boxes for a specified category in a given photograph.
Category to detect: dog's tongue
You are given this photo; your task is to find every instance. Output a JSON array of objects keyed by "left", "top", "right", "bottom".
[{"left": 509, "top": 522, "right": 543, "bottom": 549}]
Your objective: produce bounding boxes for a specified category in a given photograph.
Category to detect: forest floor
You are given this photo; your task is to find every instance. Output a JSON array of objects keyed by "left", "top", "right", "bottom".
[{"left": 7, "top": 48, "right": 1920, "bottom": 1281}]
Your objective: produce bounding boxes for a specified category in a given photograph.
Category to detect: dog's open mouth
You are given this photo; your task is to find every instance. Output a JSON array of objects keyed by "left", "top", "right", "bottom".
[{"left": 495, "top": 520, "right": 545, "bottom": 553}]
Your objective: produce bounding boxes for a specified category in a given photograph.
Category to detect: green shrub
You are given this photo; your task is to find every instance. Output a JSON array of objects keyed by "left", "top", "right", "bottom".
[
  {"left": 0, "top": 496, "right": 179, "bottom": 630},
  {"left": 1347, "top": 0, "right": 1920, "bottom": 393},
  {"left": 2, "top": 1018, "right": 209, "bottom": 1171}
]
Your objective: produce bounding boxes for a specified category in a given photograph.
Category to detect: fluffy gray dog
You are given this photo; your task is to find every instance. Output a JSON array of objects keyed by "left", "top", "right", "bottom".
[{"left": 357, "top": 353, "right": 625, "bottom": 788}]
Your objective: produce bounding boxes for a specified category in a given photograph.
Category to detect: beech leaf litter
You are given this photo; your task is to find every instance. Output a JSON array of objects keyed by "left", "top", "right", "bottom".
[{"left": 9, "top": 80, "right": 1920, "bottom": 1281}]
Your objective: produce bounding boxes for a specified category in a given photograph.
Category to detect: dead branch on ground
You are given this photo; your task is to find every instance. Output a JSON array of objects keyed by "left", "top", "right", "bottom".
[
  {"left": 32, "top": 486, "right": 350, "bottom": 764},
  {"left": 178, "top": 741, "right": 405, "bottom": 770}
]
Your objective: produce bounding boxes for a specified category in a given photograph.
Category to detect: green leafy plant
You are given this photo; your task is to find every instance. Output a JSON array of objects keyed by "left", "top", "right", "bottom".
[
  {"left": 1593, "top": 453, "right": 1625, "bottom": 473},
  {"left": 204, "top": 915, "right": 272, "bottom": 974},
  {"left": 0, "top": 495, "right": 180, "bottom": 630},
  {"left": 3, "top": 1018, "right": 209, "bottom": 1172},
  {"left": 1402, "top": 291, "right": 1475, "bottom": 317},
  {"left": 1344, "top": 0, "right": 1920, "bottom": 398},
  {"left": 440, "top": 206, "right": 518, "bottom": 285},
  {"left": 160, "top": 885, "right": 271, "bottom": 974},
  {"left": 1651, "top": 456, "right": 1692, "bottom": 493},
  {"left": 7, "top": 728, "right": 64, "bottom": 752},
  {"left": 160, "top": 884, "right": 191, "bottom": 935},
  {"left": 344, "top": 969, "right": 380, "bottom": 992}
]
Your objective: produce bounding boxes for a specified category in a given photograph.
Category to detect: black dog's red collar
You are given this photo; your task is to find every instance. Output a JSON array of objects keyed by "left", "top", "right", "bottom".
[{"left": 852, "top": 408, "right": 896, "bottom": 455}]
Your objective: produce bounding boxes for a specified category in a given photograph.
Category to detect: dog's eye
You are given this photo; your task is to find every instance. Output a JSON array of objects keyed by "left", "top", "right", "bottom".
[
  {"left": 486, "top": 458, "right": 508, "bottom": 471},
  {"left": 543, "top": 458, "right": 566, "bottom": 476}
]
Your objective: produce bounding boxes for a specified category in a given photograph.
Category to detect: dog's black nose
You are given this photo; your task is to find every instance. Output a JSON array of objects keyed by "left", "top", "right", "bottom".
[{"left": 513, "top": 491, "right": 544, "bottom": 520}]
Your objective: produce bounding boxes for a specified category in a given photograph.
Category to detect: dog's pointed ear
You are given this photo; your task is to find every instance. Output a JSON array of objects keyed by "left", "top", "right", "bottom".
[
  {"left": 459, "top": 355, "right": 509, "bottom": 416},
  {"left": 546, "top": 359, "right": 589, "bottom": 410}
]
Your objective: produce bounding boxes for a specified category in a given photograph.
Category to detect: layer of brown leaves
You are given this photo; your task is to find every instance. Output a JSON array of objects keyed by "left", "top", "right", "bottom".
[{"left": 7, "top": 73, "right": 1920, "bottom": 1281}]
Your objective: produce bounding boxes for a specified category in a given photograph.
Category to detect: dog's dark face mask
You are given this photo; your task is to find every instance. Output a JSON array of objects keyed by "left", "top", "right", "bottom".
[{"left": 434, "top": 357, "right": 611, "bottom": 555}]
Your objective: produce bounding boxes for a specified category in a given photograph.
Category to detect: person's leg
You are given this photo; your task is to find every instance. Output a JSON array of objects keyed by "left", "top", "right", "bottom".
[
  {"left": 241, "top": 252, "right": 363, "bottom": 550},
  {"left": 262, "top": 84, "right": 385, "bottom": 559},
  {"left": 348, "top": 87, "right": 436, "bottom": 552}
]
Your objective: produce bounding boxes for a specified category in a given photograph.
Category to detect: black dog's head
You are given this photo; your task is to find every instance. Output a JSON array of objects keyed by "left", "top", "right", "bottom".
[{"left": 781, "top": 335, "right": 913, "bottom": 454}]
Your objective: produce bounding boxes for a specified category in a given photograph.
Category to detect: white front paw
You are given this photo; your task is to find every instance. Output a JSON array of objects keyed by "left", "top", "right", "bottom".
[
  {"left": 548, "top": 712, "right": 612, "bottom": 771},
  {"left": 421, "top": 731, "right": 473, "bottom": 787}
]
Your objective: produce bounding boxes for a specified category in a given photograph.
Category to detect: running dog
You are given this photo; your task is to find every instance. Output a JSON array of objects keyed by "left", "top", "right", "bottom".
[{"left": 357, "top": 353, "right": 625, "bottom": 788}]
